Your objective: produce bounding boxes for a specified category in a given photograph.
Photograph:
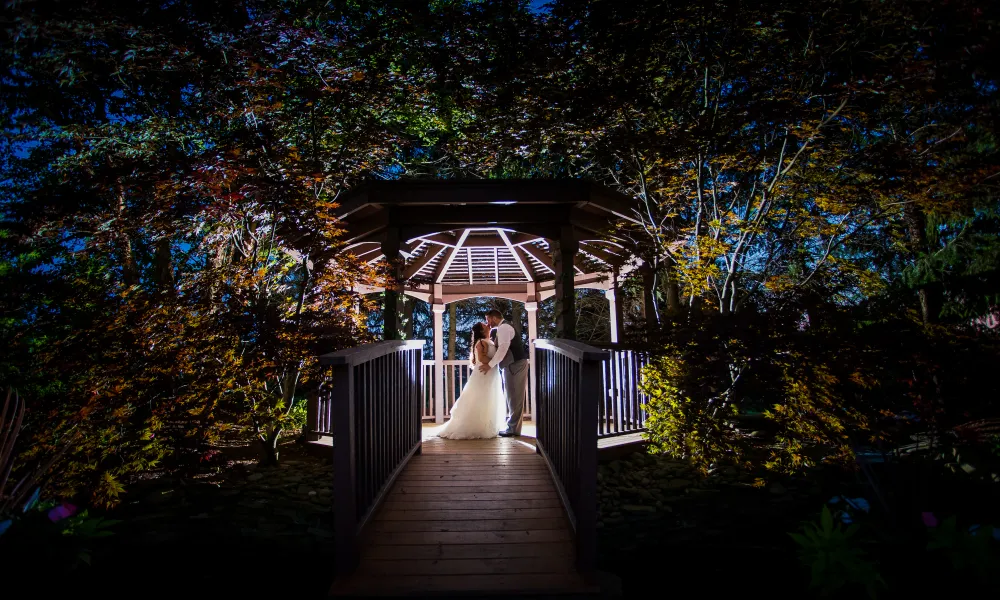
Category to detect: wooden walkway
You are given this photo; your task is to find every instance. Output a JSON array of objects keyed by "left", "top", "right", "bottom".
[{"left": 329, "top": 433, "right": 600, "bottom": 596}]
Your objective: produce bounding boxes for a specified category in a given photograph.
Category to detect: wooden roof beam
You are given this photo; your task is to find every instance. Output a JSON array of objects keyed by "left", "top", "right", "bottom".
[
  {"left": 434, "top": 229, "right": 471, "bottom": 284},
  {"left": 413, "top": 232, "right": 458, "bottom": 247},
  {"left": 507, "top": 232, "right": 547, "bottom": 246},
  {"left": 357, "top": 247, "right": 383, "bottom": 263},
  {"left": 467, "top": 247, "right": 474, "bottom": 284},
  {"left": 341, "top": 211, "right": 388, "bottom": 245},
  {"left": 579, "top": 241, "right": 627, "bottom": 267},
  {"left": 499, "top": 230, "right": 534, "bottom": 282},
  {"left": 519, "top": 243, "right": 555, "bottom": 274},
  {"left": 402, "top": 245, "right": 445, "bottom": 279}
]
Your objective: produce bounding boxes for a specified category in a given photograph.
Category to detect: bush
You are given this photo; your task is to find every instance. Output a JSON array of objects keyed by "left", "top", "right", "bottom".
[{"left": 638, "top": 303, "right": 1000, "bottom": 476}]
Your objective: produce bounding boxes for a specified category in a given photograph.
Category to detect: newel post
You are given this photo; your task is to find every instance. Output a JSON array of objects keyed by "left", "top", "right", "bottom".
[
  {"left": 331, "top": 361, "right": 358, "bottom": 576},
  {"left": 577, "top": 352, "right": 601, "bottom": 573}
]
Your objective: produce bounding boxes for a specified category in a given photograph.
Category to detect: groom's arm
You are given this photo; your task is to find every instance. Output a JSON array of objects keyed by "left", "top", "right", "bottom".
[{"left": 488, "top": 324, "right": 514, "bottom": 368}]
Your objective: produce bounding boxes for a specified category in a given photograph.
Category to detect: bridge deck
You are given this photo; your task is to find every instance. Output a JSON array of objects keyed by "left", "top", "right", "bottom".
[{"left": 329, "top": 431, "right": 599, "bottom": 596}]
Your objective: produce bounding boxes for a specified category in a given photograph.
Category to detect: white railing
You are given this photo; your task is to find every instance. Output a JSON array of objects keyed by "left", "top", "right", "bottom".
[{"left": 423, "top": 359, "right": 533, "bottom": 422}]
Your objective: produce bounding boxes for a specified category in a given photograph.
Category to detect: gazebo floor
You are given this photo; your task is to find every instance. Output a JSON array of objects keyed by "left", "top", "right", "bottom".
[{"left": 328, "top": 434, "right": 602, "bottom": 597}]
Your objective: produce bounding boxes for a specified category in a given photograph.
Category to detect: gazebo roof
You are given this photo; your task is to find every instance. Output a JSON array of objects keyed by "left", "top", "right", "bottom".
[{"left": 335, "top": 179, "right": 641, "bottom": 288}]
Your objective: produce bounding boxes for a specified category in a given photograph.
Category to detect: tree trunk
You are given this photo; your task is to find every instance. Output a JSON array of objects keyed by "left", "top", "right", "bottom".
[
  {"left": 662, "top": 255, "right": 681, "bottom": 317},
  {"left": 640, "top": 263, "right": 659, "bottom": 327},
  {"left": 115, "top": 185, "right": 140, "bottom": 287},
  {"left": 258, "top": 428, "right": 282, "bottom": 466},
  {"left": 903, "top": 202, "right": 942, "bottom": 324},
  {"left": 152, "top": 236, "right": 174, "bottom": 293}
]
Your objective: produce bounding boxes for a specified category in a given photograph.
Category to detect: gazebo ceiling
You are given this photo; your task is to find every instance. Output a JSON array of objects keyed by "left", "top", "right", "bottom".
[{"left": 335, "top": 179, "right": 640, "bottom": 286}]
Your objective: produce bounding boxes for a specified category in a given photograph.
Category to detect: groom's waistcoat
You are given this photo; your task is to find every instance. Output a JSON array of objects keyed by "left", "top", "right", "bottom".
[{"left": 491, "top": 325, "right": 529, "bottom": 368}]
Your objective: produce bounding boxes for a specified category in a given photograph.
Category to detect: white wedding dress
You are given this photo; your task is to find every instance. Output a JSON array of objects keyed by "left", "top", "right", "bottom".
[{"left": 436, "top": 340, "right": 507, "bottom": 440}]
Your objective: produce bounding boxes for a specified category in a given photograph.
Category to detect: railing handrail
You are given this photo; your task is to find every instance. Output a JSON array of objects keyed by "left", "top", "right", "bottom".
[
  {"left": 424, "top": 358, "right": 474, "bottom": 364},
  {"left": 319, "top": 339, "right": 424, "bottom": 366},
  {"left": 534, "top": 338, "right": 609, "bottom": 362},
  {"left": 590, "top": 341, "right": 654, "bottom": 352}
]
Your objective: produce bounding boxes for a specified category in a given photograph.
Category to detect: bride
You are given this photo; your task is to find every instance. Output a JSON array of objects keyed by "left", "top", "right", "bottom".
[{"left": 436, "top": 321, "right": 507, "bottom": 440}]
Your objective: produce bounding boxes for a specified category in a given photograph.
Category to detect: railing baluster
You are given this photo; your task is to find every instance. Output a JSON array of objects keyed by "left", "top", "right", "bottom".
[
  {"left": 532, "top": 340, "right": 605, "bottom": 574},
  {"left": 322, "top": 340, "right": 424, "bottom": 578}
]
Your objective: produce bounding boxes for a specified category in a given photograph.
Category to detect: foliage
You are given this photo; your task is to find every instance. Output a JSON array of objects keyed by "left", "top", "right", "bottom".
[
  {"left": 925, "top": 515, "right": 1000, "bottom": 581},
  {"left": 1, "top": 496, "right": 121, "bottom": 570},
  {"left": 1, "top": 389, "right": 75, "bottom": 519},
  {"left": 789, "top": 505, "right": 886, "bottom": 598},
  {"left": 2, "top": 0, "right": 999, "bottom": 508},
  {"left": 639, "top": 344, "right": 746, "bottom": 474},
  {"left": 1, "top": 0, "right": 389, "bottom": 504}
]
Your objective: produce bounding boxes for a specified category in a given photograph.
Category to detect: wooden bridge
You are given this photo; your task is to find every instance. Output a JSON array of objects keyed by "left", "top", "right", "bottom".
[{"left": 307, "top": 339, "right": 649, "bottom": 597}]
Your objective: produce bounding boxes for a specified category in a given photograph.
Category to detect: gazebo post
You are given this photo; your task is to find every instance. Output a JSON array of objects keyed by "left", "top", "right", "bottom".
[
  {"left": 525, "top": 282, "right": 538, "bottom": 419},
  {"left": 432, "top": 284, "right": 445, "bottom": 424},
  {"left": 381, "top": 228, "right": 403, "bottom": 340},
  {"left": 606, "top": 268, "right": 623, "bottom": 343},
  {"left": 553, "top": 225, "right": 579, "bottom": 340}
]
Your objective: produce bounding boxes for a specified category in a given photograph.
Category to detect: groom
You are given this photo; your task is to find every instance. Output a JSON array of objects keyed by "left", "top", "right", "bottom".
[{"left": 479, "top": 309, "right": 530, "bottom": 437}]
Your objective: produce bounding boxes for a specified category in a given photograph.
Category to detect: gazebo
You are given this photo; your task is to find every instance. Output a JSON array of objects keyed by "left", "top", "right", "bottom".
[
  {"left": 333, "top": 179, "right": 643, "bottom": 423},
  {"left": 314, "top": 180, "right": 652, "bottom": 593}
]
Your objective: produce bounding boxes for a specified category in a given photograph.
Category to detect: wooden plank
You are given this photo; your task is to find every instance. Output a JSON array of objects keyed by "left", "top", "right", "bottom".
[
  {"left": 397, "top": 474, "right": 552, "bottom": 482},
  {"left": 392, "top": 484, "right": 555, "bottom": 494},
  {"left": 379, "top": 498, "right": 563, "bottom": 511},
  {"left": 399, "top": 470, "right": 550, "bottom": 477},
  {"left": 370, "top": 518, "right": 567, "bottom": 533},
  {"left": 356, "top": 555, "right": 575, "bottom": 576},
  {"left": 393, "top": 479, "right": 555, "bottom": 488},
  {"left": 400, "top": 465, "right": 549, "bottom": 472},
  {"left": 375, "top": 508, "right": 566, "bottom": 521},
  {"left": 331, "top": 572, "right": 595, "bottom": 596},
  {"left": 417, "top": 447, "right": 538, "bottom": 454},
  {"left": 418, "top": 438, "right": 535, "bottom": 447},
  {"left": 368, "top": 529, "right": 572, "bottom": 546},
  {"left": 362, "top": 541, "right": 574, "bottom": 560},
  {"left": 416, "top": 452, "right": 539, "bottom": 458},
  {"left": 386, "top": 488, "right": 559, "bottom": 502},
  {"left": 406, "top": 454, "right": 545, "bottom": 466}
]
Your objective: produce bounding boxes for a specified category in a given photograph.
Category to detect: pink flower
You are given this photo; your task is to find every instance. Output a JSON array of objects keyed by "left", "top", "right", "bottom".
[
  {"left": 921, "top": 512, "right": 938, "bottom": 527},
  {"left": 47, "top": 502, "right": 78, "bottom": 523}
]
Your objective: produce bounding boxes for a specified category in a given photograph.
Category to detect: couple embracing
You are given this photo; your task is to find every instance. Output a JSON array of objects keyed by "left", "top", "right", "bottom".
[{"left": 436, "top": 309, "right": 530, "bottom": 440}]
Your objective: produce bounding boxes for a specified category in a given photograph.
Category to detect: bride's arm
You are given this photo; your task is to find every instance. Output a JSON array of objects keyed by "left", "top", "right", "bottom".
[{"left": 474, "top": 340, "right": 490, "bottom": 367}]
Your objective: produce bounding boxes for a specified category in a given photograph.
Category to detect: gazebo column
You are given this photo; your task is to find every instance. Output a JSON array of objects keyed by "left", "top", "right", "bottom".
[
  {"left": 607, "top": 267, "right": 624, "bottom": 343},
  {"left": 605, "top": 288, "right": 622, "bottom": 345},
  {"left": 525, "top": 281, "right": 539, "bottom": 419},
  {"left": 381, "top": 228, "right": 403, "bottom": 340},
  {"left": 431, "top": 294, "right": 446, "bottom": 424},
  {"left": 553, "top": 226, "right": 579, "bottom": 340}
]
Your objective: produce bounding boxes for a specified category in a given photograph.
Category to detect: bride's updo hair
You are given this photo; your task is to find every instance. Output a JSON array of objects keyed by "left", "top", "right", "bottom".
[{"left": 470, "top": 322, "right": 489, "bottom": 364}]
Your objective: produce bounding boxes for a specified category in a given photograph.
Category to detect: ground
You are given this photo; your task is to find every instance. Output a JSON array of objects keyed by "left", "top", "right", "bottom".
[{"left": 15, "top": 426, "right": 993, "bottom": 598}]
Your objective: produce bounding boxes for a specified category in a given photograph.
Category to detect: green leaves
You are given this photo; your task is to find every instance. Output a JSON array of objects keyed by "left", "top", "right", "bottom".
[
  {"left": 790, "top": 505, "right": 886, "bottom": 598},
  {"left": 926, "top": 516, "right": 1000, "bottom": 580}
]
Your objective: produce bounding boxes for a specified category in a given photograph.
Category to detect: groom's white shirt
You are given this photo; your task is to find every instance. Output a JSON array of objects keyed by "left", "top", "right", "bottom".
[{"left": 488, "top": 320, "right": 515, "bottom": 369}]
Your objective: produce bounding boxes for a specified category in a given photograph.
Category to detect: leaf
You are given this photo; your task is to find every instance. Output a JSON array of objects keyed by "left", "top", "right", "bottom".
[{"left": 820, "top": 505, "right": 834, "bottom": 534}]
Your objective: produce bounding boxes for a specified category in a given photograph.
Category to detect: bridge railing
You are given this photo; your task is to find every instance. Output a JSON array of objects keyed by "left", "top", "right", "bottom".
[
  {"left": 532, "top": 339, "right": 607, "bottom": 574},
  {"left": 422, "top": 359, "right": 534, "bottom": 422},
  {"left": 317, "top": 339, "right": 425, "bottom": 576},
  {"left": 592, "top": 343, "right": 652, "bottom": 439}
]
